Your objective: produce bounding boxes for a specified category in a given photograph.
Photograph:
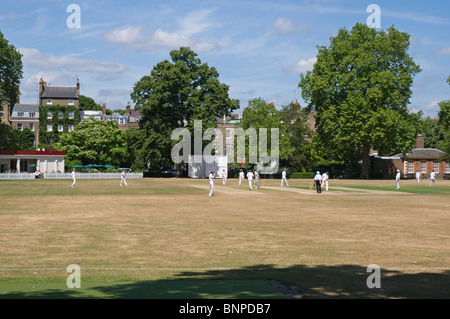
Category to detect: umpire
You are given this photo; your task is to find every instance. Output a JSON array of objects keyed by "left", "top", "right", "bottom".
[{"left": 314, "top": 171, "right": 322, "bottom": 193}]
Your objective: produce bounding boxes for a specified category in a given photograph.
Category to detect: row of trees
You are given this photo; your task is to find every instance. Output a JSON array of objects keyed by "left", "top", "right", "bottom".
[{"left": 1, "top": 26, "right": 449, "bottom": 177}]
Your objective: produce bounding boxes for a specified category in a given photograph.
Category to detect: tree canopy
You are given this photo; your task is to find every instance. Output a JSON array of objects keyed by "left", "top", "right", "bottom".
[
  {"left": 299, "top": 23, "right": 421, "bottom": 178},
  {"left": 131, "top": 47, "right": 239, "bottom": 173},
  {"left": 53, "top": 118, "right": 127, "bottom": 168},
  {"left": 0, "top": 31, "right": 22, "bottom": 111}
]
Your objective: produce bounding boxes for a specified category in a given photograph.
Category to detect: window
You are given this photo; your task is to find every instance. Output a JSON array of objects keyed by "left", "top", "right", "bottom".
[
  {"left": 58, "top": 124, "right": 64, "bottom": 132},
  {"left": 446, "top": 162, "right": 450, "bottom": 173},
  {"left": 18, "top": 112, "right": 24, "bottom": 117},
  {"left": 68, "top": 124, "right": 74, "bottom": 132},
  {"left": 29, "top": 112, "right": 36, "bottom": 118},
  {"left": 408, "top": 161, "right": 414, "bottom": 173},
  {"left": 68, "top": 111, "right": 74, "bottom": 119},
  {"left": 17, "top": 123, "right": 23, "bottom": 130},
  {"left": 433, "top": 161, "right": 439, "bottom": 173},
  {"left": 421, "top": 161, "right": 427, "bottom": 173},
  {"left": 29, "top": 123, "right": 35, "bottom": 131},
  {"left": 47, "top": 124, "right": 53, "bottom": 132},
  {"left": 226, "top": 129, "right": 231, "bottom": 138},
  {"left": 47, "top": 99, "right": 52, "bottom": 105},
  {"left": 58, "top": 112, "right": 63, "bottom": 119},
  {"left": 226, "top": 144, "right": 231, "bottom": 155},
  {"left": 68, "top": 99, "right": 74, "bottom": 105},
  {"left": 47, "top": 112, "right": 52, "bottom": 119}
]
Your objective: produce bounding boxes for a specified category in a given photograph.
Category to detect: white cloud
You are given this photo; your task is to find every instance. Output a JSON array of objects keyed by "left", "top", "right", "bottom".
[
  {"left": 103, "top": 9, "right": 219, "bottom": 52},
  {"left": 287, "top": 57, "right": 317, "bottom": 74},
  {"left": 19, "top": 48, "right": 127, "bottom": 81},
  {"left": 273, "top": 17, "right": 309, "bottom": 34},
  {"left": 435, "top": 47, "right": 450, "bottom": 55},
  {"left": 178, "top": 8, "right": 217, "bottom": 36},
  {"left": 103, "top": 26, "right": 218, "bottom": 52}
]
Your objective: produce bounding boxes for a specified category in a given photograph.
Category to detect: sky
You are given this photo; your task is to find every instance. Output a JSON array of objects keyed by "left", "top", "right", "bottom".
[{"left": 0, "top": 0, "right": 449, "bottom": 118}]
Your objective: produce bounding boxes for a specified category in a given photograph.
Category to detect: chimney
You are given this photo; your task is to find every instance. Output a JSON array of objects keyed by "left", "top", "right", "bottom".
[
  {"left": 76, "top": 78, "right": 80, "bottom": 97},
  {"left": 126, "top": 102, "right": 131, "bottom": 119},
  {"left": 102, "top": 103, "right": 106, "bottom": 121},
  {"left": 415, "top": 134, "right": 424, "bottom": 149}
]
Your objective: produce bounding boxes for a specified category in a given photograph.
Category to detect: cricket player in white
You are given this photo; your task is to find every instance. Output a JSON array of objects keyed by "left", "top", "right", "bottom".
[
  {"left": 71, "top": 168, "right": 76, "bottom": 188},
  {"left": 239, "top": 169, "right": 245, "bottom": 186},
  {"left": 209, "top": 171, "right": 215, "bottom": 196},
  {"left": 430, "top": 170, "right": 436, "bottom": 187},
  {"left": 247, "top": 170, "right": 254, "bottom": 190},
  {"left": 322, "top": 172, "right": 329, "bottom": 192},
  {"left": 395, "top": 169, "right": 401, "bottom": 190},
  {"left": 253, "top": 170, "right": 260, "bottom": 189},
  {"left": 222, "top": 169, "right": 227, "bottom": 185},
  {"left": 416, "top": 171, "right": 421, "bottom": 183},
  {"left": 120, "top": 170, "right": 128, "bottom": 187},
  {"left": 280, "top": 169, "right": 289, "bottom": 187}
]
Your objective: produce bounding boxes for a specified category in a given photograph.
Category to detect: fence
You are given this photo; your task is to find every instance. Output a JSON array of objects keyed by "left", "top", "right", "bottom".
[
  {"left": 44, "top": 173, "right": 143, "bottom": 179},
  {"left": 0, "top": 173, "right": 143, "bottom": 180},
  {"left": 0, "top": 173, "right": 36, "bottom": 180}
]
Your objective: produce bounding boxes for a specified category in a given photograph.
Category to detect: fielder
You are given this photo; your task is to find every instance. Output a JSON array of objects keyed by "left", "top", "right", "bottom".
[
  {"left": 120, "top": 170, "right": 128, "bottom": 187},
  {"left": 239, "top": 169, "right": 245, "bottom": 186},
  {"left": 322, "top": 171, "right": 329, "bottom": 192},
  {"left": 222, "top": 169, "right": 227, "bottom": 185},
  {"left": 253, "top": 170, "right": 260, "bottom": 189},
  {"left": 247, "top": 169, "right": 254, "bottom": 190},
  {"left": 416, "top": 171, "right": 421, "bottom": 183},
  {"left": 430, "top": 170, "right": 436, "bottom": 187},
  {"left": 280, "top": 169, "right": 289, "bottom": 187},
  {"left": 395, "top": 169, "right": 401, "bottom": 190},
  {"left": 209, "top": 171, "right": 215, "bottom": 196},
  {"left": 71, "top": 168, "right": 76, "bottom": 188}
]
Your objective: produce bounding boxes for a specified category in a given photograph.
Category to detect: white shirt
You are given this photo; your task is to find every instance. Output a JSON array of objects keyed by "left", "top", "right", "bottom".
[
  {"left": 322, "top": 173, "right": 328, "bottom": 181},
  {"left": 247, "top": 172, "right": 254, "bottom": 180},
  {"left": 122, "top": 171, "right": 126, "bottom": 178},
  {"left": 222, "top": 171, "right": 226, "bottom": 178},
  {"left": 72, "top": 171, "right": 76, "bottom": 179},
  {"left": 254, "top": 172, "right": 259, "bottom": 180},
  {"left": 239, "top": 172, "right": 244, "bottom": 179},
  {"left": 209, "top": 173, "right": 215, "bottom": 184},
  {"left": 396, "top": 173, "right": 401, "bottom": 181},
  {"left": 430, "top": 172, "right": 436, "bottom": 180},
  {"left": 416, "top": 172, "right": 420, "bottom": 177},
  {"left": 314, "top": 173, "right": 322, "bottom": 181},
  {"left": 282, "top": 171, "right": 287, "bottom": 178}
]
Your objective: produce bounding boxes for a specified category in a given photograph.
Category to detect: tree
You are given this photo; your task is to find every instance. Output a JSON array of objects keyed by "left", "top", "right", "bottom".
[
  {"left": 79, "top": 95, "right": 101, "bottom": 111},
  {"left": 299, "top": 23, "right": 421, "bottom": 178},
  {"left": 0, "top": 123, "right": 21, "bottom": 150},
  {"left": 0, "top": 31, "right": 23, "bottom": 115},
  {"left": 131, "top": 47, "right": 239, "bottom": 175},
  {"left": 53, "top": 118, "right": 127, "bottom": 168},
  {"left": 15, "top": 128, "right": 35, "bottom": 150},
  {"left": 437, "top": 95, "right": 450, "bottom": 157}
]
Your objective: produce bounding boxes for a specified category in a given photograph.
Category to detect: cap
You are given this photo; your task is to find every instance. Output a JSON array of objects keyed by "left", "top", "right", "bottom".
[{"left": 316, "top": 171, "right": 320, "bottom": 174}]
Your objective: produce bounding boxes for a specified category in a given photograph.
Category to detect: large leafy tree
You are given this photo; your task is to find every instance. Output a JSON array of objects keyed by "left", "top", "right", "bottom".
[
  {"left": 0, "top": 31, "right": 22, "bottom": 114},
  {"left": 53, "top": 118, "right": 127, "bottom": 168},
  {"left": 437, "top": 78, "right": 450, "bottom": 157},
  {"left": 299, "top": 23, "right": 421, "bottom": 178},
  {"left": 79, "top": 95, "right": 101, "bottom": 111},
  {"left": 0, "top": 123, "right": 20, "bottom": 150},
  {"left": 131, "top": 47, "right": 239, "bottom": 174}
]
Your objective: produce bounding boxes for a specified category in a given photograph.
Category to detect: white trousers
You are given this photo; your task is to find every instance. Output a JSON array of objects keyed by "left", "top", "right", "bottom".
[
  {"left": 209, "top": 183, "right": 214, "bottom": 196},
  {"left": 281, "top": 177, "right": 289, "bottom": 186},
  {"left": 120, "top": 177, "right": 128, "bottom": 187},
  {"left": 248, "top": 179, "right": 253, "bottom": 190}
]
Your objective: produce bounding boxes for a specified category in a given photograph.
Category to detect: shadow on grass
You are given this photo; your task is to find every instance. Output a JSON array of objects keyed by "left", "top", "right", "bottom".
[{"left": 1, "top": 264, "right": 449, "bottom": 299}]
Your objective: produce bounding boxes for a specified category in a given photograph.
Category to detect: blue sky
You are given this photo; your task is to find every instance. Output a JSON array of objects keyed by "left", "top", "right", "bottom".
[{"left": 1, "top": 0, "right": 449, "bottom": 117}]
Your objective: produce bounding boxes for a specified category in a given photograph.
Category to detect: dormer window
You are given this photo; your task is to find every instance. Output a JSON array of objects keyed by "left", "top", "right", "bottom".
[{"left": 47, "top": 99, "right": 53, "bottom": 105}]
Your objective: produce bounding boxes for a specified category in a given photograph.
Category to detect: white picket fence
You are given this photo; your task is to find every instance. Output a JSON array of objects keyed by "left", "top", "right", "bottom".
[
  {"left": 0, "top": 173, "right": 143, "bottom": 180},
  {"left": 44, "top": 173, "right": 143, "bottom": 179},
  {"left": 0, "top": 173, "right": 36, "bottom": 180}
]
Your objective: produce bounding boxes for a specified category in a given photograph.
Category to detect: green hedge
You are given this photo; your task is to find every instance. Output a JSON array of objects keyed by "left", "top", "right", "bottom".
[{"left": 288, "top": 172, "right": 315, "bottom": 179}]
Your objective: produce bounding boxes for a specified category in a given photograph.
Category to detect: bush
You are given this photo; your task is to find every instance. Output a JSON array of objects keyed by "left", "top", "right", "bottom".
[{"left": 288, "top": 172, "right": 315, "bottom": 179}]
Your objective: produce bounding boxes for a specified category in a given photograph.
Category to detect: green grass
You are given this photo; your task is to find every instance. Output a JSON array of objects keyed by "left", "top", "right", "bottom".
[{"left": 1, "top": 178, "right": 449, "bottom": 299}]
